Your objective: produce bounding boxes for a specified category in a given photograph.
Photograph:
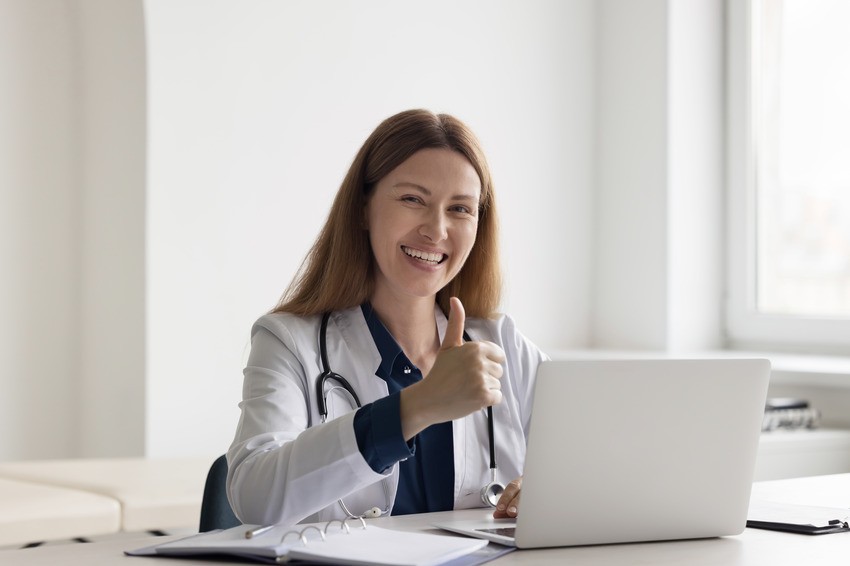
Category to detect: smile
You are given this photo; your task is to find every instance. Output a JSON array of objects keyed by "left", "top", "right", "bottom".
[{"left": 401, "top": 246, "right": 447, "bottom": 265}]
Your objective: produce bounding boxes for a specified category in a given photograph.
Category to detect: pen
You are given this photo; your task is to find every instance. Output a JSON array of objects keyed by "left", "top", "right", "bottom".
[{"left": 244, "top": 524, "right": 275, "bottom": 539}]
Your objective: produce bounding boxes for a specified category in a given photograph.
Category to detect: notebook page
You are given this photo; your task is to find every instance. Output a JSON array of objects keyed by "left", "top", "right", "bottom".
[
  {"left": 148, "top": 523, "right": 487, "bottom": 565},
  {"left": 152, "top": 524, "right": 299, "bottom": 558},
  {"left": 286, "top": 526, "right": 487, "bottom": 566}
]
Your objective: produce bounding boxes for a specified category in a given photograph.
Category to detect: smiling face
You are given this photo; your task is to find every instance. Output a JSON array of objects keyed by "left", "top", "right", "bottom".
[{"left": 365, "top": 148, "right": 482, "bottom": 306}]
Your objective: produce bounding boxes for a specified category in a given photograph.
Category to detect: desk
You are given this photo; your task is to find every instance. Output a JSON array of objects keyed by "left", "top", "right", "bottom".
[{"left": 4, "top": 473, "right": 849, "bottom": 566}]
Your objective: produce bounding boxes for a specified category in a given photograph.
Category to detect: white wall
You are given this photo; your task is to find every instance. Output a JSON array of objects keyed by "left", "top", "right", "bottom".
[
  {"left": 1, "top": 0, "right": 729, "bottom": 462},
  {"left": 76, "top": 0, "right": 147, "bottom": 458},
  {"left": 143, "top": 0, "right": 596, "bottom": 458},
  {"left": 591, "top": 0, "right": 723, "bottom": 351},
  {"left": 666, "top": 0, "right": 724, "bottom": 351},
  {"left": 0, "top": 0, "right": 147, "bottom": 461},
  {"left": 0, "top": 1, "right": 81, "bottom": 460}
]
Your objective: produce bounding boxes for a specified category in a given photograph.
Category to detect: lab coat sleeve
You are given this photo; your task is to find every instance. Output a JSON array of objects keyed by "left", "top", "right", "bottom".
[
  {"left": 506, "top": 315, "right": 549, "bottom": 440},
  {"left": 487, "top": 314, "right": 549, "bottom": 442},
  {"left": 226, "top": 322, "right": 388, "bottom": 526}
]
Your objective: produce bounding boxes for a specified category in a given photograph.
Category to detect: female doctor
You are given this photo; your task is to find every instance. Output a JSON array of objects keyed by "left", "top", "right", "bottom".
[{"left": 226, "top": 109, "right": 547, "bottom": 527}]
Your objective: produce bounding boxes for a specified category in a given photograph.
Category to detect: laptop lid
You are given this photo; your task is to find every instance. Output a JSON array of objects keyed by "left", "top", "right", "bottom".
[{"left": 436, "top": 358, "right": 770, "bottom": 548}]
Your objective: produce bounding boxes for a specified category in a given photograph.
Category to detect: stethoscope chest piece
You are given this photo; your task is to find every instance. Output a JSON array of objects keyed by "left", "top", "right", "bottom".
[{"left": 480, "top": 469, "right": 505, "bottom": 507}]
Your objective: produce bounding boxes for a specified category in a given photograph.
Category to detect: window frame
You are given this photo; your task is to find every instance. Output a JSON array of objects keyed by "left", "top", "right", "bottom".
[{"left": 725, "top": 0, "right": 850, "bottom": 354}]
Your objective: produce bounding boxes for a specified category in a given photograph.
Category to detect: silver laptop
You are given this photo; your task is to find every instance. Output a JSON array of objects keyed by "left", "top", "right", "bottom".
[{"left": 435, "top": 358, "right": 770, "bottom": 548}]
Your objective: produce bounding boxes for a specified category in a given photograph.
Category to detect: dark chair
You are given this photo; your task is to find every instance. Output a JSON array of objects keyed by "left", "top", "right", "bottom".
[{"left": 199, "top": 454, "right": 242, "bottom": 532}]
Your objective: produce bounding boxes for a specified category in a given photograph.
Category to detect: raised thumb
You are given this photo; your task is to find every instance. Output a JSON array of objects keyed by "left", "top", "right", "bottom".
[{"left": 441, "top": 297, "right": 466, "bottom": 350}]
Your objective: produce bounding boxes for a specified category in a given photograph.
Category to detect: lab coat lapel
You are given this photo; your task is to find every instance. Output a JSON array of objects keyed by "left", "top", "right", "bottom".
[
  {"left": 323, "top": 307, "right": 400, "bottom": 516},
  {"left": 330, "top": 307, "right": 385, "bottom": 402}
]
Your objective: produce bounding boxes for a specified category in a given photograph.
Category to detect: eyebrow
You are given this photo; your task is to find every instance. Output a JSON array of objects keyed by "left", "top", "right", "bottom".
[{"left": 392, "top": 182, "right": 479, "bottom": 202}]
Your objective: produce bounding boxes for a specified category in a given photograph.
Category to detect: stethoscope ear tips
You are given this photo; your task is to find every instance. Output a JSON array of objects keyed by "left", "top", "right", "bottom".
[
  {"left": 363, "top": 507, "right": 383, "bottom": 518},
  {"left": 480, "top": 482, "right": 505, "bottom": 508}
]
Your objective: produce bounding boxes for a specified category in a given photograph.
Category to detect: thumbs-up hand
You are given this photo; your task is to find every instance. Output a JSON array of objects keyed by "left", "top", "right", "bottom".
[{"left": 400, "top": 297, "right": 506, "bottom": 440}]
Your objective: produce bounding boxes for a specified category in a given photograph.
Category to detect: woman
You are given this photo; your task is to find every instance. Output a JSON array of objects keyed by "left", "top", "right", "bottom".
[{"left": 227, "top": 109, "right": 547, "bottom": 527}]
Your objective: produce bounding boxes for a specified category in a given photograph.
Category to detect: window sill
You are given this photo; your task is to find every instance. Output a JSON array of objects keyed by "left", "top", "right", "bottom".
[
  {"left": 549, "top": 349, "right": 850, "bottom": 388},
  {"left": 722, "top": 351, "right": 850, "bottom": 389}
]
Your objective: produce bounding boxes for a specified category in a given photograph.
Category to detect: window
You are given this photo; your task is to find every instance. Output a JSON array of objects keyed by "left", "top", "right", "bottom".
[{"left": 726, "top": 0, "right": 850, "bottom": 352}]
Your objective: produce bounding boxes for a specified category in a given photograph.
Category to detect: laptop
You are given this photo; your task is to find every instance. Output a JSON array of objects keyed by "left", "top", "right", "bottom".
[{"left": 435, "top": 358, "right": 770, "bottom": 548}]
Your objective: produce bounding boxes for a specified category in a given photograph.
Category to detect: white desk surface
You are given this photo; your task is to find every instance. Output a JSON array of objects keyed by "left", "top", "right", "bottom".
[{"left": 5, "top": 473, "right": 850, "bottom": 566}]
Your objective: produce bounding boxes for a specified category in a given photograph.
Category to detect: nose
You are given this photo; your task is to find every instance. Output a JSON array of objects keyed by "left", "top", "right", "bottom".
[{"left": 419, "top": 209, "right": 448, "bottom": 242}]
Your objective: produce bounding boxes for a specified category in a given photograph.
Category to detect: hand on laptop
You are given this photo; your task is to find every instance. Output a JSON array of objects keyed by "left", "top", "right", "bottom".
[{"left": 493, "top": 476, "right": 522, "bottom": 518}]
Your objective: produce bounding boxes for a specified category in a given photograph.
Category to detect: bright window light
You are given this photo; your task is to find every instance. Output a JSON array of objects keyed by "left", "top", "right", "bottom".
[{"left": 754, "top": 0, "right": 850, "bottom": 317}]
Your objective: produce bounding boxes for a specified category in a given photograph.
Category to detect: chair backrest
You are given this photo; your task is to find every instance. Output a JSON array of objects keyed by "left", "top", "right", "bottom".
[{"left": 198, "top": 454, "right": 241, "bottom": 532}]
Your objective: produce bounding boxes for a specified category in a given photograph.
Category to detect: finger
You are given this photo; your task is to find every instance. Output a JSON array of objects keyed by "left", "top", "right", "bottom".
[
  {"left": 486, "top": 389, "right": 503, "bottom": 407},
  {"left": 480, "top": 341, "right": 506, "bottom": 364},
  {"left": 494, "top": 477, "right": 522, "bottom": 518},
  {"left": 441, "top": 296, "right": 466, "bottom": 350},
  {"left": 495, "top": 478, "right": 521, "bottom": 511},
  {"left": 484, "top": 359, "right": 504, "bottom": 380},
  {"left": 505, "top": 491, "right": 521, "bottom": 517}
]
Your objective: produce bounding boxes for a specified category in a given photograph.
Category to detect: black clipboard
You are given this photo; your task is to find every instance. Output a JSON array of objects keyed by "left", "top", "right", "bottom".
[
  {"left": 748, "top": 500, "right": 850, "bottom": 535},
  {"left": 747, "top": 519, "right": 850, "bottom": 535}
]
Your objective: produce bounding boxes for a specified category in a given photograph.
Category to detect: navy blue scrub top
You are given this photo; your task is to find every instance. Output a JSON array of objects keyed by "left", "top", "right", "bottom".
[{"left": 352, "top": 303, "right": 455, "bottom": 515}]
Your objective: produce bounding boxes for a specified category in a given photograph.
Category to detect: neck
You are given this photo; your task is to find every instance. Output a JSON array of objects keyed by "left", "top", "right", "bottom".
[{"left": 368, "top": 292, "right": 440, "bottom": 370}]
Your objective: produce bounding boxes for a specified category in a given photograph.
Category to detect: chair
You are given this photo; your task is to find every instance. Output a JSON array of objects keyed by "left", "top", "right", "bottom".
[{"left": 198, "top": 454, "right": 241, "bottom": 532}]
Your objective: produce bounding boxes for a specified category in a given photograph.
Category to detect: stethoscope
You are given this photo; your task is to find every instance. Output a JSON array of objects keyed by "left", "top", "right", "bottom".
[{"left": 316, "top": 312, "right": 504, "bottom": 518}]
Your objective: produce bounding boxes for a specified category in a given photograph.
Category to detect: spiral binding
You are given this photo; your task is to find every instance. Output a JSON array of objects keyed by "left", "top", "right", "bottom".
[{"left": 277, "top": 516, "right": 368, "bottom": 546}]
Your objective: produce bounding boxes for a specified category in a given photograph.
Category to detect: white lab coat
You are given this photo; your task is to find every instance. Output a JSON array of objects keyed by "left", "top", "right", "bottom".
[{"left": 226, "top": 305, "right": 547, "bottom": 526}]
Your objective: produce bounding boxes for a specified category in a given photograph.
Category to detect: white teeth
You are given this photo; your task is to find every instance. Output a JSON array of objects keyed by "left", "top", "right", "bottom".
[{"left": 402, "top": 246, "right": 444, "bottom": 264}]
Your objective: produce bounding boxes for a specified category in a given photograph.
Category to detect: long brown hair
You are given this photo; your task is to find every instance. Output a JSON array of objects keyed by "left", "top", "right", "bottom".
[{"left": 274, "top": 109, "right": 501, "bottom": 318}]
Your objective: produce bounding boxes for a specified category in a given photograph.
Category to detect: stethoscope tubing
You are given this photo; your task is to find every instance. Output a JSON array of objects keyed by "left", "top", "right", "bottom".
[
  {"left": 316, "top": 312, "right": 361, "bottom": 421},
  {"left": 316, "top": 311, "right": 502, "bottom": 512}
]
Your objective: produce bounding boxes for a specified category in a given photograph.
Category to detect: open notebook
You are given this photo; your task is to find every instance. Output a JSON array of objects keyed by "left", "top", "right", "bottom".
[
  {"left": 127, "top": 519, "right": 502, "bottom": 566},
  {"left": 435, "top": 358, "right": 771, "bottom": 548}
]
